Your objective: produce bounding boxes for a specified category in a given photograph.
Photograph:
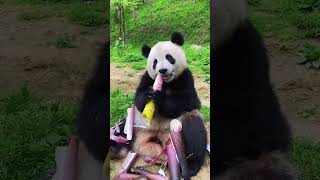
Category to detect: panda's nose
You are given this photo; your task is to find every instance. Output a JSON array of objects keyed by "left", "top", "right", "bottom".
[{"left": 159, "top": 69, "right": 167, "bottom": 74}]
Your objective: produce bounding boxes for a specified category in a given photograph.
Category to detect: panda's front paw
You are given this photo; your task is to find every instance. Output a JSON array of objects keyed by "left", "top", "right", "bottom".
[
  {"left": 153, "top": 90, "right": 164, "bottom": 104},
  {"left": 145, "top": 86, "right": 155, "bottom": 99}
]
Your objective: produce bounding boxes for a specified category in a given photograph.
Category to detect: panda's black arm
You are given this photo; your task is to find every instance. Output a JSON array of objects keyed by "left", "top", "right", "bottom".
[
  {"left": 134, "top": 71, "right": 155, "bottom": 112},
  {"left": 75, "top": 42, "right": 108, "bottom": 162}
]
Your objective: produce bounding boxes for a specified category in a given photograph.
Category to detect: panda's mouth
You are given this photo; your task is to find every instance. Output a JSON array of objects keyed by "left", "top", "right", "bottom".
[{"left": 162, "top": 73, "right": 173, "bottom": 82}]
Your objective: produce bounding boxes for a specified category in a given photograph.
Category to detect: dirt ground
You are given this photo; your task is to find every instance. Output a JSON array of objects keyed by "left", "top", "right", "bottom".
[
  {"left": 1, "top": 5, "right": 320, "bottom": 179},
  {"left": 266, "top": 40, "right": 320, "bottom": 141},
  {"left": 0, "top": 6, "right": 107, "bottom": 101}
]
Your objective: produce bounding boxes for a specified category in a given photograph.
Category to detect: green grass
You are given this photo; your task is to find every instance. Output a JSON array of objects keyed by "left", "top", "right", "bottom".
[
  {"left": 0, "top": 86, "right": 77, "bottom": 180},
  {"left": 17, "top": 8, "right": 52, "bottom": 22},
  {"left": 250, "top": 0, "right": 320, "bottom": 43},
  {"left": 2, "top": 0, "right": 108, "bottom": 27},
  {"left": 111, "top": 0, "right": 210, "bottom": 45},
  {"left": 65, "top": 1, "right": 107, "bottom": 27},
  {"left": 110, "top": 0, "right": 210, "bottom": 82},
  {"left": 297, "top": 43, "right": 320, "bottom": 69},
  {"left": 110, "top": 90, "right": 210, "bottom": 126},
  {"left": 110, "top": 90, "right": 134, "bottom": 126},
  {"left": 55, "top": 33, "right": 76, "bottom": 48},
  {"left": 127, "top": 72, "right": 134, "bottom": 77},
  {"left": 290, "top": 138, "right": 320, "bottom": 180}
]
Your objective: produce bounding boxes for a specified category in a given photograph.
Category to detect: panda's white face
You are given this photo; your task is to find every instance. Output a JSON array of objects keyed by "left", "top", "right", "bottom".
[{"left": 146, "top": 41, "right": 187, "bottom": 82}]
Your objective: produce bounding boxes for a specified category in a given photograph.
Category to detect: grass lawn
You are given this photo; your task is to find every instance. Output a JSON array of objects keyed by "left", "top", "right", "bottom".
[
  {"left": 0, "top": 86, "right": 77, "bottom": 180},
  {"left": 110, "top": 0, "right": 210, "bottom": 82},
  {"left": 1, "top": 0, "right": 108, "bottom": 27},
  {"left": 249, "top": 0, "right": 320, "bottom": 42}
]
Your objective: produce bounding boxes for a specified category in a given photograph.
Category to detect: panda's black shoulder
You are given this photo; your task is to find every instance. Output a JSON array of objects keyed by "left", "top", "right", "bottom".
[
  {"left": 167, "top": 68, "right": 196, "bottom": 89},
  {"left": 75, "top": 41, "right": 109, "bottom": 162},
  {"left": 212, "top": 20, "right": 292, "bottom": 175}
]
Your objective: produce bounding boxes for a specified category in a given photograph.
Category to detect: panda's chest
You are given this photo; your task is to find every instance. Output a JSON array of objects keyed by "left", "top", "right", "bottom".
[
  {"left": 164, "top": 89, "right": 172, "bottom": 95},
  {"left": 162, "top": 84, "right": 174, "bottom": 96}
]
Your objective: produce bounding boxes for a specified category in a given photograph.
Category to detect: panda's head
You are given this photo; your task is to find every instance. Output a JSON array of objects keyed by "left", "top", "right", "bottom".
[
  {"left": 141, "top": 32, "right": 187, "bottom": 82},
  {"left": 212, "top": 0, "right": 247, "bottom": 49}
]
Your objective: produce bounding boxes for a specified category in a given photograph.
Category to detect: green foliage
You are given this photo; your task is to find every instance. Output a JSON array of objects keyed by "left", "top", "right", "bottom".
[
  {"left": 17, "top": 9, "right": 52, "bottom": 22},
  {"left": 250, "top": 0, "right": 320, "bottom": 39},
  {"left": 127, "top": 72, "right": 134, "bottom": 77},
  {"left": 111, "top": 0, "right": 141, "bottom": 9},
  {"left": 55, "top": 33, "right": 76, "bottom": 48},
  {"left": 110, "top": 90, "right": 134, "bottom": 125},
  {"left": 297, "top": 105, "right": 319, "bottom": 119},
  {"left": 248, "top": 0, "right": 261, "bottom": 6},
  {"left": 0, "top": 86, "right": 77, "bottom": 180},
  {"left": 110, "top": 0, "right": 210, "bottom": 81},
  {"left": 111, "top": 0, "right": 210, "bottom": 45},
  {"left": 201, "top": 106, "right": 210, "bottom": 122},
  {"left": 185, "top": 46, "right": 210, "bottom": 82},
  {"left": 290, "top": 138, "right": 320, "bottom": 180},
  {"left": 3, "top": 0, "right": 108, "bottom": 27},
  {"left": 66, "top": 1, "right": 107, "bottom": 27},
  {"left": 297, "top": 44, "right": 320, "bottom": 69},
  {"left": 295, "top": 0, "right": 320, "bottom": 11}
]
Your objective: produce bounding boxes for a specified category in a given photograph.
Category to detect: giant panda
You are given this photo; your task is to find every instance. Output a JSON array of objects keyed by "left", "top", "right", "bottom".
[
  {"left": 212, "top": 0, "right": 296, "bottom": 179},
  {"left": 110, "top": 32, "right": 208, "bottom": 178},
  {"left": 75, "top": 41, "right": 109, "bottom": 163}
]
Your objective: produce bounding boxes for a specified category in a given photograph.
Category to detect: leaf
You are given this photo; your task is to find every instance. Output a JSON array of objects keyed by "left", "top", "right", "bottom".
[
  {"left": 305, "top": 62, "right": 313, "bottom": 69},
  {"left": 297, "top": 57, "right": 309, "bottom": 64},
  {"left": 312, "top": 60, "right": 320, "bottom": 68}
]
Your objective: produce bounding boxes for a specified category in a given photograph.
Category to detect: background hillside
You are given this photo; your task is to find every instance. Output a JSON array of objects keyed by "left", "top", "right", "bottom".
[{"left": 110, "top": 0, "right": 210, "bottom": 83}]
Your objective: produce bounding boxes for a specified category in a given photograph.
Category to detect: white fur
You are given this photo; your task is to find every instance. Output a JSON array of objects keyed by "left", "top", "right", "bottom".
[{"left": 147, "top": 41, "right": 187, "bottom": 82}]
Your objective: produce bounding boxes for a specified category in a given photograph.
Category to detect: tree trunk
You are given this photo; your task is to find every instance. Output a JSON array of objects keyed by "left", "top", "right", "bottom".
[
  {"left": 117, "top": 5, "right": 126, "bottom": 46},
  {"left": 120, "top": 5, "right": 126, "bottom": 46},
  {"left": 117, "top": 5, "right": 122, "bottom": 40}
]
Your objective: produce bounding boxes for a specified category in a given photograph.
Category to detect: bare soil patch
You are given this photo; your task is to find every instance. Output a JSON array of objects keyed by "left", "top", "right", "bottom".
[
  {"left": 0, "top": 6, "right": 106, "bottom": 101},
  {"left": 267, "top": 41, "right": 320, "bottom": 141}
]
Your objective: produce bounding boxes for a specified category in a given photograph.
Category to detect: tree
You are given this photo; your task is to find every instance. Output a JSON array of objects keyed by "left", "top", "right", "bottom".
[{"left": 111, "top": 0, "right": 141, "bottom": 46}]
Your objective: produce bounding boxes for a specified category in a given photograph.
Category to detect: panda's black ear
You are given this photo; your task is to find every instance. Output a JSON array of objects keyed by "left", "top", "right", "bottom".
[
  {"left": 171, "top": 32, "right": 184, "bottom": 46},
  {"left": 142, "top": 44, "right": 151, "bottom": 58}
]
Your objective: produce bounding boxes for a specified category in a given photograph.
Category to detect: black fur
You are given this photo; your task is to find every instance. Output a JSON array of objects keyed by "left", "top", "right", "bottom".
[
  {"left": 142, "top": 44, "right": 151, "bottom": 58},
  {"left": 153, "top": 59, "right": 158, "bottom": 69},
  {"left": 166, "top": 54, "right": 176, "bottom": 64},
  {"left": 171, "top": 32, "right": 184, "bottom": 46},
  {"left": 212, "top": 20, "right": 294, "bottom": 178},
  {"left": 75, "top": 41, "right": 109, "bottom": 162},
  {"left": 215, "top": 152, "right": 296, "bottom": 180},
  {"left": 134, "top": 68, "right": 201, "bottom": 118},
  {"left": 181, "top": 113, "right": 207, "bottom": 176}
]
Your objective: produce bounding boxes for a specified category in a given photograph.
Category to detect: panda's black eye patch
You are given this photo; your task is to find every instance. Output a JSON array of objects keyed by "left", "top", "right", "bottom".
[
  {"left": 166, "top": 54, "right": 176, "bottom": 64},
  {"left": 153, "top": 59, "right": 157, "bottom": 70}
]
